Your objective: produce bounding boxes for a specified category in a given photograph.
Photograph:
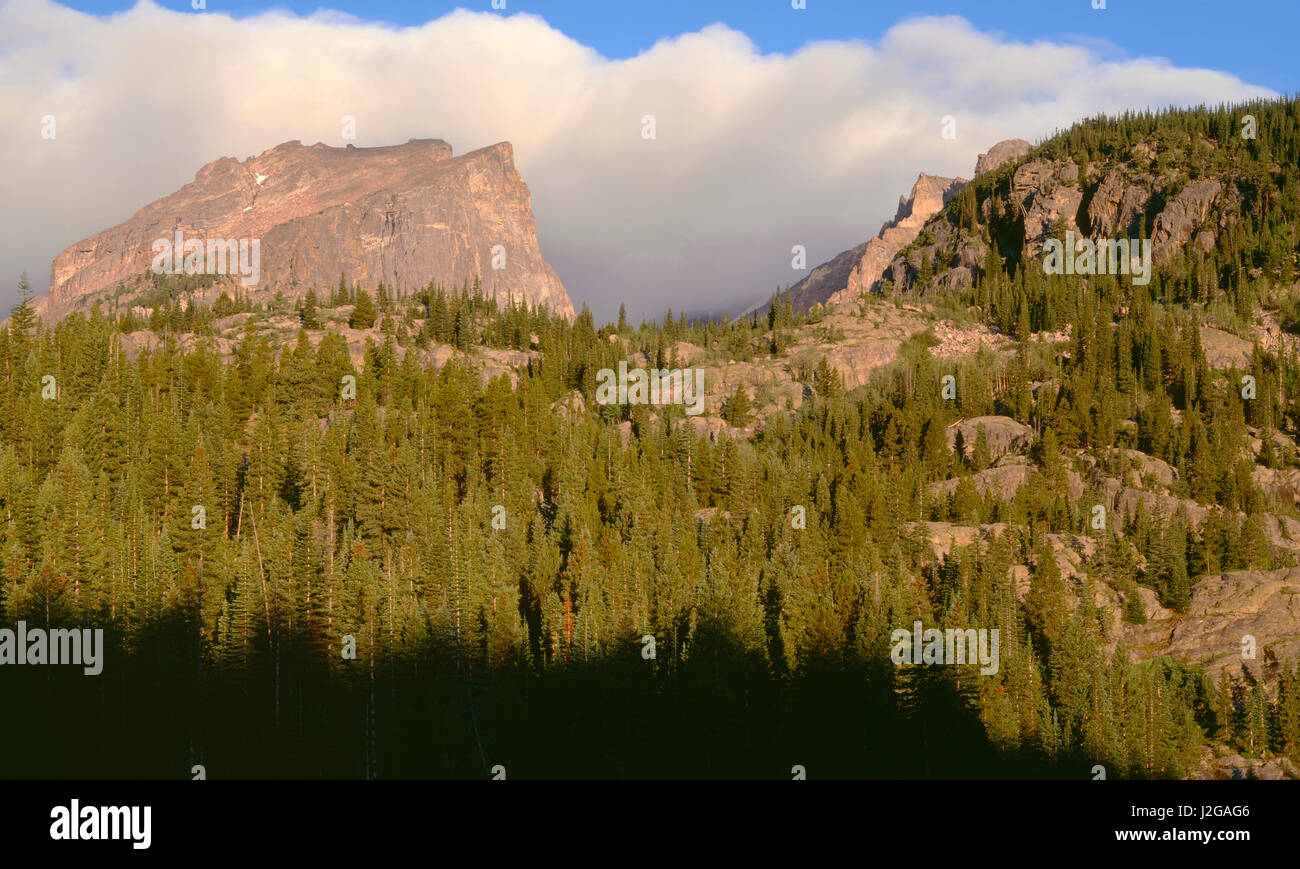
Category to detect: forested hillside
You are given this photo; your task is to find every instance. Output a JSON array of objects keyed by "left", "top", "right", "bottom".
[{"left": 5, "top": 97, "right": 1300, "bottom": 780}]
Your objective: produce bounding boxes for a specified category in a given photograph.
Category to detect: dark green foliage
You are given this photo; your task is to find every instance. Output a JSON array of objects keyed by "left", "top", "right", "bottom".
[{"left": 349, "top": 290, "right": 377, "bottom": 329}]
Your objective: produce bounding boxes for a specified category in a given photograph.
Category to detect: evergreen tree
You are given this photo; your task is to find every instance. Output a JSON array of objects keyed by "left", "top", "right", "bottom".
[{"left": 350, "top": 290, "right": 378, "bottom": 330}]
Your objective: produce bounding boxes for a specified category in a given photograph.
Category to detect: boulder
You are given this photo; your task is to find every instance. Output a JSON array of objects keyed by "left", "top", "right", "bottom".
[
  {"left": 946, "top": 416, "right": 1035, "bottom": 461},
  {"left": 974, "top": 138, "right": 1032, "bottom": 177}
]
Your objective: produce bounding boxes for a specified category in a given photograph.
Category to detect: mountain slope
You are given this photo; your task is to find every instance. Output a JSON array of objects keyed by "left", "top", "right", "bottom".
[{"left": 882, "top": 98, "right": 1300, "bottom": 320}]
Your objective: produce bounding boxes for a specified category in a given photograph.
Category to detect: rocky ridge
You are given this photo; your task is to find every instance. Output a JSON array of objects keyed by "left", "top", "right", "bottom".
[
  {"left": 881, "top": 137, "right": 1235, "bottom": 297},
  {"left": 783, "top": 139, "right": 1032, "bottom": 313},
  {"left": 786, "top": 173, "right": 967, "bottom": 313}
]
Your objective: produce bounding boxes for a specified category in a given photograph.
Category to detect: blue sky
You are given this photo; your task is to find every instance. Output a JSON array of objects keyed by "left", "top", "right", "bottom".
[{"left": 59, "top": 0, "right": 1300, "bottom": 94}]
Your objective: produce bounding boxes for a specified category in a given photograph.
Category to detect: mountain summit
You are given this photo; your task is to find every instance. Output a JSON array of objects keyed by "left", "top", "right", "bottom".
[{"left": 38, "top": 138, "right": 574, "bottom": 322}]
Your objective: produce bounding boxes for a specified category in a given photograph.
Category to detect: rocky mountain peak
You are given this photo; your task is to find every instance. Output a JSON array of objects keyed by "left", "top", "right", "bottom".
[
  {"left": 37, "top": 137, "right": 573, "bottom": 322},
  {"left": 974, "top": 138, "right": 1032, "bottom": 177},
  {"left": 784, "top": 172, "right": 966, "bottom": 313}
]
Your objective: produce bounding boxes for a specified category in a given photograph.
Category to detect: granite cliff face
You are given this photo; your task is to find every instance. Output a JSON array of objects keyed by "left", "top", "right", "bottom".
[
  {"left": 786, "top": 173, "right": 966, "bottom": 313},
  {"left": 882, "top": 136, "right": 1234, "bottom": 295},
  {"left": 39, "top": 138, "right": 574, "bottom": 321},
  {"left": 1126, "top": 567, "right": 1300, "bottom": 685}
]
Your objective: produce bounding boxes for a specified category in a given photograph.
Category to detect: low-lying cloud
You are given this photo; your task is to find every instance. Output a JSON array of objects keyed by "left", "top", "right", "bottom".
[{"left": 0, "top": 0, "right": 1277, "bottom": 322}]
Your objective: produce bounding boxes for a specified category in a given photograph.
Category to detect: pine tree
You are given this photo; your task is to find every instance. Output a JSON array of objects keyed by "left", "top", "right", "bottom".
[
  {"left": 301, "top": 290, "right": 321, "bottom": 329},
  {"left": 350, "top": 290, "right": 378, "bottom": 330},
  {"left": 972, "top": 424, "right": 991, "bottom": 472},
  {"left": 1025, "top": 542, "right": 1067, "bottom": 655},
  {"left": 724, "top": 385, "right": 752, "bottom": 427},
  {"left": 9, "top": 273, "right": 35, "bottom": 347}
]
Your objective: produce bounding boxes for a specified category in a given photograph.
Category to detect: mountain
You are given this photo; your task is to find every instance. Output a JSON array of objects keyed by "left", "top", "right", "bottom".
[
  {"left": 785, "top": 173, "right": 967, "bottom": 313},
  {"left": 7, "top": 98, "right": 1300, "bottom": 780},
  {"left": 37, "top": 138, "right": 574, "bottom": 322},
  {"left": 781, "top": 139, "right": 1034, "bottom": 314},
  {"left": 973, "top": 138, "right": 1032, "bottom": 177},
  {"left": 878, "top": 103, "right": 1300, "bottom": 314}
]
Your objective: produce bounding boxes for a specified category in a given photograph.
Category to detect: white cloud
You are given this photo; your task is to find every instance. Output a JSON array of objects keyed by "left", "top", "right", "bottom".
[{"left": 0, "top": 1, "right": 1277, "bottom": 321}]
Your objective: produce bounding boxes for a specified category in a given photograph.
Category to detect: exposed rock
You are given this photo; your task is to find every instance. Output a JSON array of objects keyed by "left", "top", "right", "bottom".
[
  {"left": 1199, "top": 325, "right": 1253, "bottom": 369},
  {"left": 40, "top": 139, "right": 574, "bottom": 323},
  {"left": 974, "top": 138, "right": 1032, "bottom": 177},
  {"left": 926, "top": 318, "right": 1015, "bottom": 358},
  {"left": 1125, "top": 567, "right": 1300, "bottom": 683},
  {"left": 932, "top": 464, "right": 1035, "bottom": 501},
  {"left": 1099, "top": 479, "right": 1212, "bottom": 530},
  {"left": 911, "top": 523, "right": 1093, "bottom": 587},
  {"left": 946, "top": 416, "right": 1035, "bottom": 461},
  {"left": 553, "top": 390, "right": 586, "bottom": 421},
  {"left": 212, "top": 312, "right": 253, "bottom": 332},
  {"left": 682, "top": 415, "right": 726, "bottom": 442},
  {"left": 933, "top": 460, "right": 1085, "bottom": 503},
  {"left": 1263, "top": 514, "right": 1300, "bottom": 555},
  {"left": 1087, "top": 169, "right": 1152, "bottom": 238},
  {"left": 1152, "top": 179, "right": 1222, "bottom": 267},
  {"left": 1109, "top": 448, "right": 1179, "bottom": 489},
  {"left": 1013, "top": 159, "right": 1083, "bottom": 255},
  {"left": 910, "top": 521, "right": 1010, "bottom": 562},
  {"left": 1136, "top": 586, "right": 1174, "bottom": 623},
  {"left": 117, "top": 330, "right": 235, "bottom": 361},
  {"left": 1191, "top": 748, "right": 1300, "bottom": 780},
  {"left": 667, "top": 341, "right": 703, "bottom": 367},
  {"left": 786, "top": 173, "right": 966, "bottom": 312},
  {"left": 1255, "top": 466, "right": 1300, "bottom": 508}
]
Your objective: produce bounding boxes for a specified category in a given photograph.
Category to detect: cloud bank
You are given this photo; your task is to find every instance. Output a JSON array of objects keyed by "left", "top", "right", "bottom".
[{"left": 0, "top": 1, "right": 1278, "bottom": 321}]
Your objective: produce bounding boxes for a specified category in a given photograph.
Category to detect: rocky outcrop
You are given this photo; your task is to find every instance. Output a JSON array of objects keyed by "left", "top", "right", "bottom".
[
  {"left": 974, "top": 138, "right": 1032, "bottom": 177},
  {"left": 1087, "top": 168, "right": 1153, "bottom": 239},
  {"left": 1126, "top": 567, "right": 1300, "bottom": 683},
  {"left": 786, "top": 173, "right": 966, "bottom": 312},
  {"left": 1191, "top": 750, "right": 1300, "bottom": 780},
  {"left": 1102, "top": 448, "right": 1180, "bottom": 489},
  {"left": 1198, "top": 325, "right": 1253, "bottom": 369},
  {"left": 933, "top": 461, "right": 1085, "bottom": 503},
  {"left": 946, "top": 416, "right": 1035, "bottom": 461},
  {"left": 1013, "top": 159, "right": 1084, "bottom": 256},
  {"left": 120, "top": 315, "right": 536, "bottom": 386},
  {"left": 1152, "top": 179, "right": 1222, "bottom": 266},
  {"left": 932, "top": 464, "right": 1035, "bottom": 501},
  {"left": 1255, "top": 466, "right": 1300, "bottom": 508},
  {"left": 875, "top": 132, "right": 1247, "bottom": 298},
  {"left": 40, "top": 139, "right": 574, "bottom": 322},
  {"left": 782, "top": 137, "right": 1124, "bottom": 310},
  {"left": 583, "top": 303, "right": 1021, "bottom": 446}
]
